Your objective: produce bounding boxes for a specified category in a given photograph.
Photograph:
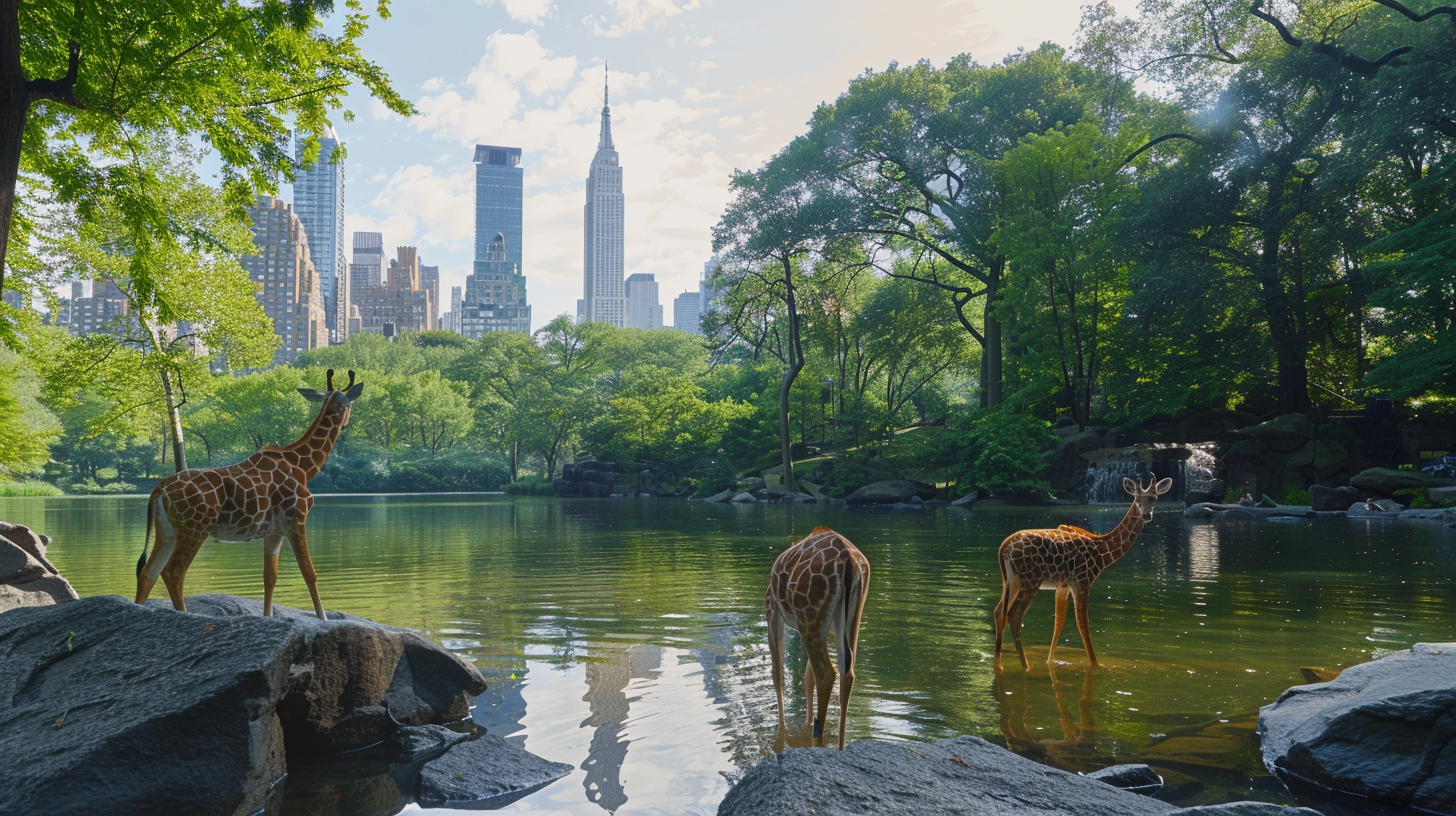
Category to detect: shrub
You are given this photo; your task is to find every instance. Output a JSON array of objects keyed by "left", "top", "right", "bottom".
[
  {"left": 504, "top": 475, "right": 554, "bottom": 496},
  {"left": 1281, "top": 488, "right": 1312, "bottom": 506},
  {"left": 0, "top": 480, "right": 64, "bottom": 497},
  {"left": 947, "top": 408, "right": 1056, "bottom": 499}
]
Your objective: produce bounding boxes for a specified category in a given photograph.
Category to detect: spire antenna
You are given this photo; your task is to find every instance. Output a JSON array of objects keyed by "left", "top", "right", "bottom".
[{"left": 604, "top": 62, "right": 609, "bottom": 108}]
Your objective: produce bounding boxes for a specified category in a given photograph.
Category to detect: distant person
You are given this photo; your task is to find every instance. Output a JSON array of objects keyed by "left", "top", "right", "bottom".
[
  {"left": 1364, "top": 498, "right": 1383, "bottom": 513},
  {"left": 1238, "top": 493, "right": 1255, "bottom": 506}
]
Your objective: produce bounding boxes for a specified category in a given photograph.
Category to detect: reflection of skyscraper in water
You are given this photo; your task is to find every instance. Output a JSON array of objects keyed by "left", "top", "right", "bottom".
[
  {"left": 689, "top": 611, "right": 778, "bottom": 768},
  {"left": 580, "top": 644, "right": 663, "bottom": 813},
  {"left": 471, "top": 658, "right": 531, "bottom": 740}
]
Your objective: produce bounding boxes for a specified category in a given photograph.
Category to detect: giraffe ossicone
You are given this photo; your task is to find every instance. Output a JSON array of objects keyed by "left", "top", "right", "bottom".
[
  {"left": 993, "top": 475, "right": 1172, "bottom": 670},
  {"left": 765, "top": 526, "right": 871, "bottom": 750},
  {"left": 134, "top": 368, "right": 364, "bottom": 620}
]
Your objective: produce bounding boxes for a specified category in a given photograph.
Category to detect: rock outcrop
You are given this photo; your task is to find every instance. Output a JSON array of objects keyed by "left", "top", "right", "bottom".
[
  {"left": 0, "top": 594, "right": 488, "bottom": 816},
  {"left": 1259, "top": 642, "right": 1456, "bottom": 815},
  {"left": 417, "top": 734, "right": 573, "bottom": 808},
  {"left": 555, "top": 459, "right": 625, "bottom": 498},
  {"left": 1349, "top": 466, "right": 1456, "bottom": 498},
  {"left": 844, "top": 479, "right": 937, "bottom": 505},
  {"left": 718, "top": 736, "right": 1311, "bottom": 816},
  {"left": 0, "top": 521, "right": 78, "bottom": 613}
]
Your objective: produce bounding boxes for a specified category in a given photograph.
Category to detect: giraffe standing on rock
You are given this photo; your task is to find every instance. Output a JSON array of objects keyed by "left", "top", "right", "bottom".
[
  {"left": 766, "top": 527, "right": 870, "bottom": 750},
  {"left": 135, "top": 369, "right": 363, "bottom": 620},
  {"left": 993, "top": 476, "right": 1172, "bottom": 670}
]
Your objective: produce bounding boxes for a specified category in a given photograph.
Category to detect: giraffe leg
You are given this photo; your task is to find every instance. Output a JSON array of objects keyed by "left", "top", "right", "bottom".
[
  {"left": 804, "top": 627, "right": 836, "bottom": 748},
  {"left": 135, "top": 506, "right": 176, "bottom": 606},
  {"left": 1007, "top": 588, "right": 1039, "bottom": 670},
  {"left": 287, "top": 519, "right": 325, "bottom": 620},
  {"left": 835, "top": 570, "right": 867, "bottom": 751},
  {"left": 1048, "top": 585, "right": 1070, "bottom": 666},
  {"left": 993, "top": 572, "right": 1017, "bottom": 672},
  {"left": 1073, "top": 584, "right": 1098, "bottom": 668},
  {"left": 262, "top": 534, "right": 284, "bottom": 617},
  {"left": 159, "top": 532, "right": 207, "bottom": 613},
  {"left": 802, "top": 658, "right": 816, "bottom": 729},
  {"left": 767, "top": 607, "right": 787, "bottom": 736}
]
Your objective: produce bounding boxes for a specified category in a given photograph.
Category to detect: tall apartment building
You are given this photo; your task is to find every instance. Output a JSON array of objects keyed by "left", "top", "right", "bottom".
[
  {"left": 67, "top": 279, "right": 131, "bottom": 337},
  {"left": 350, "top": 231, "right": 385, "bottom": 295},
  {"left": 293, "top": 129, "right": 346, "bottom": 342},
  {"left": 461, "top": 233, "right": 531, "bottom": 337},
  {"left": 581, "top": 72, "right": 625, "bottom": 326},
  {"left": 700, "top": 255, "right": 722, "bottom": 318},
  {"left": 354, "top": 246, "right": 435, "bottom": 335},
  {"left": 419, "top": 264, "right": 440, "bottom": 328},
  {"left": 672, "top": 291, "right": 701, "bottom": 335},
  {"left": 242, "top": 196, "right": 328, "bottom": 366},
  {"left": 624, "top": 273, "right": 662, "bottom": 330}
]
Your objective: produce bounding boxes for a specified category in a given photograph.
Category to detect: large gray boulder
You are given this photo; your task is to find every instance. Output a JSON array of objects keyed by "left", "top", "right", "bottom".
[
  {"left": 0, "top": 594, "right": 487, "bottom": 816},
  {"left": 1308, "top": 484, "right": 1359, "bottom": 512},
  {"left": 0, "top": 521, "right": 78, "bottom": 613},
  {"left": 1259, "top": 642, "right": 1456, "bottom": 815},
  {"left": 1350, "top": 466, "right": 1456, "bottom": 496},
  {"left": 1346, "top": 498, "right": 1403, "bottom": 517},
  {"left": 718, "top": 736, "right": 1178, "bottom": 815},
  {"left": 418, "top": 734, "right": 573, "bottom": 808},
  {"left": 844, "top": 479, "right": 937, "bottom": 505}
]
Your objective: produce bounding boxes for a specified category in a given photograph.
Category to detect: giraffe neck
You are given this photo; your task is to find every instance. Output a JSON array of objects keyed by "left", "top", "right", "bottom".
[
  {"left": 1098, "top": 501, "right": 1148, "bottom": 568},
  {"left": 282, "top": 398, "right": 344, "bottom": 481}
]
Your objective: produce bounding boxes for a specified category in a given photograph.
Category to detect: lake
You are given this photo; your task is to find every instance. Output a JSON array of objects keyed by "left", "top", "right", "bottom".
[{"left": 2, "top": 494, "right": 1452, "bottom": 815}]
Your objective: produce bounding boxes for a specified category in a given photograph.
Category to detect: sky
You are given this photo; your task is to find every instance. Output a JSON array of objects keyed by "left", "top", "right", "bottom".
[{"left": 323, "top": 0, "right": 1106, "bottom": 331}]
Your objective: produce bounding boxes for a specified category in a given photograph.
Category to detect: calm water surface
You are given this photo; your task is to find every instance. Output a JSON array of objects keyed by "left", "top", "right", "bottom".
[{"left": 3, "top": 495, "right": 1453, "bottom": 815}]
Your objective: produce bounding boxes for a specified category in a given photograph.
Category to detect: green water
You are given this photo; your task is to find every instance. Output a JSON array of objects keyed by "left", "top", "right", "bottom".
[{"left": 3, "top": 495, "right": 1453, "bottom": 815}]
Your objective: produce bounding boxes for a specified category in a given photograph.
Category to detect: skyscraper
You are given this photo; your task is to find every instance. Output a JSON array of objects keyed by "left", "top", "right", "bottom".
[
  {"left": 353, "top": 246, "right": 435, "bottom": 334},
  {"left": 474, "top": 145, "right": 523, "bottom": 283},
  {"left": 419, "top": 264, "right": 440, "bottom": 327},
  {"left": 293, "top": 129, "right": 345, "bottom": 343},
  {"left": 242, "top": 196, "right": 328, "bottom": 366},
  {"left": 624, "top": 273, "right": 662, "bottom": 330},
  {"left": 673, "top": 291, "right": 701, "bottom": 335},
  {"left": 582, "top": 69, "right": 625, "bottom": 327},
  {"left": 461, "top": 233, "right": 531, "bottom": 337},
  {"left": 350, "top": 231, "right": 385, "bottom": 296}
]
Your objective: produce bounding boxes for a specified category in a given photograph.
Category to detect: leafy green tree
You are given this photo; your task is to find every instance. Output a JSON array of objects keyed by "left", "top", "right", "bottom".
[
  {"left": 714, "top": 137, "right": 848, "bottom": 490},
  {"left": 49, "top": 141, "right": 276, "bottom": 470},
  {"left": 0, "top": 346, "right": 59, "bottom": 478},
  {"left": 949, "top": 408, "right": 1057, "bottom": 498},
  {"left": 596, "top": 365, "right": 754, "bottom": 464},
  {"left": 992, "top": 121, "right": 1142, "bottom": 428},
  {"left": 1, "top": 0, "right": 412, "bottom": 308}
]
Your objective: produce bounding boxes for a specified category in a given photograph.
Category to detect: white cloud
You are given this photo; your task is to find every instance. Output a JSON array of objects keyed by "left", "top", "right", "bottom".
[
  {"left": 350, "top": 164, "right": 474, "bottom": 256},
  {"left": 685, "top": 35, "right": 714, "bottom": 46},
  {"left": 421, "top": 77, "right": 445, "bottom": 92},
  {"left": 690, "top": 60, "right": 716, "bottom": 71},
  {"left": 369, "top": 98, "right": 401, "bottom": 121},
  {"left": 589, "top": 0, "right": 703, "bottom": 37},
  {"left": 476, "top": 0, "right": 555, "bottom": 24}
]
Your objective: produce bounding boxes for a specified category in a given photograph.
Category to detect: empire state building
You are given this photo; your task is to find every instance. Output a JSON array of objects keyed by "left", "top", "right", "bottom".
[{"left": 580, "top": 69, "right": 625, "bottom": 327}]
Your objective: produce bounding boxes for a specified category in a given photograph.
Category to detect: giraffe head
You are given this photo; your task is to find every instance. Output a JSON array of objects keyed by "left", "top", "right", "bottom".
[
  {"left": 1123, "top": 476, "right": 1173, "bottom": 520},
  {"left": 298, "top": 368, "right": 365, "bottom": 427}
]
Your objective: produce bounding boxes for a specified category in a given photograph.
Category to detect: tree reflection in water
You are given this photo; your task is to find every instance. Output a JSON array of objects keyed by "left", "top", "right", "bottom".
[{"left": 996, "top": 663, "right": 1099, "bottom": 771}]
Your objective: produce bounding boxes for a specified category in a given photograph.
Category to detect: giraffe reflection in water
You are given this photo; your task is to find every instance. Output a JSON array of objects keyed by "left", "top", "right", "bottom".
[{"left": 996, "top": 664, "right": 1102, "bottom": 771}]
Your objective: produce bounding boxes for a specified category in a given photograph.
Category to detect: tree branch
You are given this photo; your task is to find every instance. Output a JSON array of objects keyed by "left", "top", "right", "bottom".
[
  {"left": 26, "top": 36, "right": 83, "bottom": 108},
  {"left": 1124, "top": 132, "right": 1200, "bottom": 165},
  {"left": 1369, "top": 0, "right": 1456, "bottom": 23}
]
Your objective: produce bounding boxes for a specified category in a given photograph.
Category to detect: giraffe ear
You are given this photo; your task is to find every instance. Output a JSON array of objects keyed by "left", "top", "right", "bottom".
[
  {"left": 297, "top": 388, "right": 327, "bottom": 404},
  {"left": 1154, "top": 477, "right": 1174, "bottom": 495},
  {"left": 340, "top": 381, "right": 364, "bottom": 404},
  {"left": 1123, "top": 477, "right": 1137, "bottom": 496}
]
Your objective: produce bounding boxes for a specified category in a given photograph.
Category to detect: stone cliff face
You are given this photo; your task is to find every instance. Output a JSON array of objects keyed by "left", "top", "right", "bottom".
[{"left": 0, "top": 520, "right": 78, "bottom": 613}]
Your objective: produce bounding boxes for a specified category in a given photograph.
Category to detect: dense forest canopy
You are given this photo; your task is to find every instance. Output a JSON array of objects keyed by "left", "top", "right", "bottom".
[{"left": 0, "top": 0, "right": 1451, "bottom": 498}]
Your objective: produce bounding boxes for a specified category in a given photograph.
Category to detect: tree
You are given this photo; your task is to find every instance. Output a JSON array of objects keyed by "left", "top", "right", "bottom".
[
  {"left": 0, "top": 345, "right": 59, "bottom": 478},
  {"left": 1, "top": 0, "right": 412, "bottom": 313},
  {"left": 992, "top": 121, "right": 1142, "bottom": 428},
  {"left": 50, "top": 141, "right": 276, "bottom": 470},
  {"left": 807, "top": 47, "right": 1135, "bottom": 406},
  {"left": 714, "top": 137, "right": 846, "bottom": 490}
]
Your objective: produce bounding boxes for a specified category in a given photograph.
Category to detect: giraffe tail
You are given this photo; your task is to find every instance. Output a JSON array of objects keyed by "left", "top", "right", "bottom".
[{"left": 136, "top": 486, "right": 157, "bottom": 577}]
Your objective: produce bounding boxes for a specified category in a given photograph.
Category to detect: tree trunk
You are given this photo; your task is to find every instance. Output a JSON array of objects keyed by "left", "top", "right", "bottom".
[
  {"left": 0, "top": 0, "right": 26, "bottom": 297},
  {"left": 778, "top": 255, "right": 804, "bottom": 492},
  {"left": 1255, "top": 190, "right": 1312, "bottom": 413},
  {"left": 982, "top": 259, "right": 1005, "bottom": 407}
]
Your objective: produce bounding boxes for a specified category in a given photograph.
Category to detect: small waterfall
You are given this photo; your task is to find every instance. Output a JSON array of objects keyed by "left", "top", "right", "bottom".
[{"left": 1083, "top": 442, "right": 1221, "bottom": 504}]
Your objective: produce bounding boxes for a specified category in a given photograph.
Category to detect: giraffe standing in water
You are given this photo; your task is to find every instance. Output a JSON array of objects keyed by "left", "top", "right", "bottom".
[
  {"left": 994, "top": 476, "right": 1172, "bottom": 670},
  {"left": 135, "top": 369, "right": 364, "bottom": 619},
  {"left": 766, "top": 527, "right": 871, "bottom": 749}
]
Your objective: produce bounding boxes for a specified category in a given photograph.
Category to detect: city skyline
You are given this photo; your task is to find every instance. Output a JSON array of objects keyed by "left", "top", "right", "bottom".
[{"left": 328, "top": 0, "right": 1098, "bottom": 331}]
